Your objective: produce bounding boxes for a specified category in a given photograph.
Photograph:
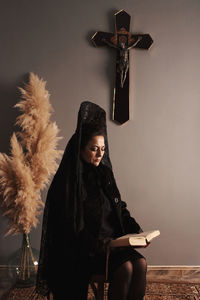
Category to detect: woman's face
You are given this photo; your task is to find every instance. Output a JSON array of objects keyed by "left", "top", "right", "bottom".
[{"left": 81, "top": 135, "right": 105, "bottom": 166}]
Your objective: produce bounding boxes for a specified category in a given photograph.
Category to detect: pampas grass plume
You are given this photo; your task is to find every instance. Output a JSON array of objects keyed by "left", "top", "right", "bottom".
[{"left": 0, "top": 73, "right": 62, "bottom": 235}]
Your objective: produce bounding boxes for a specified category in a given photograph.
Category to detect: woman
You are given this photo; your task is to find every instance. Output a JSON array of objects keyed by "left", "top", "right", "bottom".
[{"left": 36, "top": 101, "right": 147, "bottom": 300}]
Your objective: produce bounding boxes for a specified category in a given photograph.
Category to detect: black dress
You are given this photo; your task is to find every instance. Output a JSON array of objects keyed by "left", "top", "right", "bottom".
[
  {"left": 35, "top": 101, "right": 145, "bottom": 300},
  {"left": 81, "top": 159, "right": 145, "bottom": 280}
]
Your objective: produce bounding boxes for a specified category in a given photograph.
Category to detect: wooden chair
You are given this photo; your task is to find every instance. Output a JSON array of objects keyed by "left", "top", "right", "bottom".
[
  {"left": 90, "top": 274, "right": 109, "bottom": 300},
  {"left": 89, "top": 246, "right": 110, "bottom": 299}
]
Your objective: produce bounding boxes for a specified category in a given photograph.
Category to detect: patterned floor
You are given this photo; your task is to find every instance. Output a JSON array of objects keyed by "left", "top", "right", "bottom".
[
  {"left": 1, "top": 282, "right": 200, "bottom": 299},
  {"left": 145, "top": 281, "right": 200, "bottom": 300},
  {"left": 88, "top": 281, "right": 200, "bottom": 300}
]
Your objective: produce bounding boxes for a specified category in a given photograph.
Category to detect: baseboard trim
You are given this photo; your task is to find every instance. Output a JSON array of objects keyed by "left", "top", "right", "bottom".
[
  {"left": 148, "top": 265, "right": 200, "bottom": 268},
  {"left": 146, "top": 265, "right": 200, "bottom": 283}
]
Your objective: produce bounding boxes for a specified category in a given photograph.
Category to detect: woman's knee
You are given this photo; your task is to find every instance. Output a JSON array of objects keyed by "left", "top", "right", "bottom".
[
  {"left": 140, "top": 257, "right": 147, "bottom": 268},
  {"left": 133, "top": 257, "right": 147, "bottom": 275},
  {"left": 114, "top": 260, "right": 133, "bottom": 282}
]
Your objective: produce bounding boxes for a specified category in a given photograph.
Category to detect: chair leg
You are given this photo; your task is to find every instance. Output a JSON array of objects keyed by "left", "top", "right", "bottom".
[
  {"left": 97, "top": 282, "right": 104, "bottom": 300},
  {"left": 90, "top": 282, "right": 97, "bottom": 298}
]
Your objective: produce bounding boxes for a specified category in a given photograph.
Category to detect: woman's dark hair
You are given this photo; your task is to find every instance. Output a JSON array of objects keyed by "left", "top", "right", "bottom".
[{"left": 80, "top": 122, "right": 106, "bottom": 150}]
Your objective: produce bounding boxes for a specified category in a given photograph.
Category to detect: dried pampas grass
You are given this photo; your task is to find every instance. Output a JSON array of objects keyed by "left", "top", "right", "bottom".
[{"left": 0, "top": 73, "right": 62, "bottom": 235}]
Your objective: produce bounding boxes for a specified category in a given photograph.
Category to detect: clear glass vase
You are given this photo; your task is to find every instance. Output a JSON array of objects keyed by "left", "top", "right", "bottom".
[{"left": 8, "top": 233, "right": 39, "bottom": 288}]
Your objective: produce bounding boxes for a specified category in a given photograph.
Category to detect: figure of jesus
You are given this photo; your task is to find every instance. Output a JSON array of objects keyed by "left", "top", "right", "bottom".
[{"left": 103, "top": 35, "right": 142, "bottom": 88}]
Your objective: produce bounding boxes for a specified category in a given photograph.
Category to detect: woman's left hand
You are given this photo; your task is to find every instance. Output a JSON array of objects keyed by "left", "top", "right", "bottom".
[{"left": 144, "top": 242, "right": 151, "bottom": 248}]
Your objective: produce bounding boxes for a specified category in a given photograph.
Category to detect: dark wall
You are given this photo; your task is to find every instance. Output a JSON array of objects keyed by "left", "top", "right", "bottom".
[{"left": 0, "top": 0, "right": 200, "bottom": 265}]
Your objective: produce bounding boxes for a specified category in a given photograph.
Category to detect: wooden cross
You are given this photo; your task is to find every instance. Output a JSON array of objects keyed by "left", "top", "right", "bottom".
[{"left": 91, "top": 10, "right": 153, "bottom": 125}]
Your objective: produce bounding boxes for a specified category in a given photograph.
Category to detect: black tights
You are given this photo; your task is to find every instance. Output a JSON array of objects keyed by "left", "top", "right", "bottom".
[
  {"left": 52, "top": 257, "right": 147, "bottom": 300},
  {"left": 108, "top": 258, "right": 147, "bottom": 300}
]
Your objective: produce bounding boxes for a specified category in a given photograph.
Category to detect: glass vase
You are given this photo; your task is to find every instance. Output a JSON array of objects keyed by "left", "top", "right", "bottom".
[{"left": 8, "top": 233, "right": 39, "bottom": 288}]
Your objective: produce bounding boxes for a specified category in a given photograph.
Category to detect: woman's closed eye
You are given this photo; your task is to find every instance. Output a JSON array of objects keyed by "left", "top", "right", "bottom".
[{"left": 90, "top": 146, "right": 105, "bottom": 152}]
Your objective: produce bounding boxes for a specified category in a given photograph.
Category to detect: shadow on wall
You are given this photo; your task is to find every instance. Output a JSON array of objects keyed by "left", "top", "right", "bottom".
[
  {"left": 88, "top": 29, "right": 116, "bottom": 121},
  {"left": 0, "top": 74, "right": 29, "bottom": 153},
  {"left": 87, "top": 8, "right": 118, "bottom": 122},
  {"left": 0, "top": 74, "right": 29, "bottom": 264}
]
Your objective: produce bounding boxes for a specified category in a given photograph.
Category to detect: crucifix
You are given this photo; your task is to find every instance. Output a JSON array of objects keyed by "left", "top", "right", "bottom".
[{"left": 91, "top": 10, "right": 153, "bottom": 125}]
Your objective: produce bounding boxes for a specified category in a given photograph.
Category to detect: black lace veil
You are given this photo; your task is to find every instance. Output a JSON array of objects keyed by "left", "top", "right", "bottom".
[{"left": 36, "top": 101, "right": 112, "bottom": 296}]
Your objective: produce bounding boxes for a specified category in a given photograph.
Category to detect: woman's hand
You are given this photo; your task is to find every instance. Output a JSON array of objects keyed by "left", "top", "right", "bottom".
[{"left": 144, "top": 242, "right": 151, "bottom": 248}]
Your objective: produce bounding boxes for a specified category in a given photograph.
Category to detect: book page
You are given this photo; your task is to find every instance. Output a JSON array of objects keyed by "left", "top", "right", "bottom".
[{"left": 110, "top": 230, "right": 160, "bottom": 247}]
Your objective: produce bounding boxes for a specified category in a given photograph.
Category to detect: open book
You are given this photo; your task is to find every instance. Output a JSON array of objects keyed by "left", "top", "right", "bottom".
[{"left": 109, "top": 230, "right": 160, "bottom": 247}]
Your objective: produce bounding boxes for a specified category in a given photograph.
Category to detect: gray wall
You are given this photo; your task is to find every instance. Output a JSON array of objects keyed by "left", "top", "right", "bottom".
[{"left": 0, "top": 0, "right": 200, "bottom": 266}]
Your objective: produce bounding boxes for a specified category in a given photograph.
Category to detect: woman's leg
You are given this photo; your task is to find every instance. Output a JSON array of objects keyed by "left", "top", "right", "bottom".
[
  {"left": 108, "top": 260, "right": 133, "bottom": 300},
  {"left": 128, "top": 257, "right": 147, "bottom": 300},
  {"left": 108, "top": 257, "right": 147, "bottom": 300}
]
